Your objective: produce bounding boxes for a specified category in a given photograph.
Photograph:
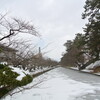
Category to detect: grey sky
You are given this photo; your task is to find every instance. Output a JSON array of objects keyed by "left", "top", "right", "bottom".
[{"left": 0, "top": 0, "right": 86, "bottom": 61}]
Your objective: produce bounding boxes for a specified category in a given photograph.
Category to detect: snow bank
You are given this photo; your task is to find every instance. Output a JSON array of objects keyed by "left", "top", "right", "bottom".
[
  {"left": 30, "top": 67, "right": 53, "bottom": 75},
  {"left": 70, "top": 67, "right": 79, "bottom": 70},
  {"left": 82, "top": 69, "right": 93, "bottom": 73},
  {"left": 9, "top": 66, "right": 30, "bottom": 81},
  {"left": 86, "top": 60, "right": 100, "bottom": 69},
  {"left": 9, "top": 66, "right": 53, "bottom": 81},
  {"left": 93, "top": 60, "right": 100, "bottom": 68},
  {"left": 0, "top": 62, "right": 8, "bottom": 65}
]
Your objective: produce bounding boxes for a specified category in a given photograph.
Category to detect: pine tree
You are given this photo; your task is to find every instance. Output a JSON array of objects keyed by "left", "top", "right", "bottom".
[
  {"left": 82, "top": 0, "right": 100, "bottom": 60},
  {"left": 61, "top": 35, "right": 85, "bottom": 67}
]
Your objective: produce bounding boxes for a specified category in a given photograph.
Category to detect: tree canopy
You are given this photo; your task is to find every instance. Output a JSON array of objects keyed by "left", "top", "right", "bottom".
[{"left": 61, "top": 0, "right": 100, "bottom": 69}]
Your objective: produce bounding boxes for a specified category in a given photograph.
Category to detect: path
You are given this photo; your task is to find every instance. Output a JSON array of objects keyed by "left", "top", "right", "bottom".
[{"left": 2, "top": 67, "right": 100, "bottom": 100}]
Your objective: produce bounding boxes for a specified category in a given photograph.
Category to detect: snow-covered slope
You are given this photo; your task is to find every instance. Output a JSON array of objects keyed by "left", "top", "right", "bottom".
[{"left": 86, "top": 60, "right": 100, "bottom": 69}]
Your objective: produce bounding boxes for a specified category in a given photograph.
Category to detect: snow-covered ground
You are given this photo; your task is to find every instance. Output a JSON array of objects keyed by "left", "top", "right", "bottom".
[
  {"left": 1, "top": 64, "right": 54, "bottom": 81},
  {"left": 9, "top": 66, "right": 30, "bottom": 81},
  {"left": 2, "top": 67, "right": 100, "bottom": 100},
  {"left": 86, "top": 60, "right": 100, "bottom": 69},
  {"left": 30, "top": 66, "right": 54, "bottom": 75},
  {"left": 70, "top": 60, "right": 100, "bottom": 75}
]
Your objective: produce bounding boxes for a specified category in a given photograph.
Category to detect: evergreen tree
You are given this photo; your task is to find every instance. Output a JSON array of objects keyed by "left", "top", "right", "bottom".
[
  {"left": 78, "top": 0, "right": 100, "bottom": 70},
  {"left": 61, "top": 34, "right": 85, "bottom": 67},
  {"left": 82, "top": 0, "right": 100, "bottom": 60}
]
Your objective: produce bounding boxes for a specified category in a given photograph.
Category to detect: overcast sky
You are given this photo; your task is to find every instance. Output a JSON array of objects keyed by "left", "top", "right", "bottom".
[{"left": 0, "top": 0, "right": 86, "bottom": 61}]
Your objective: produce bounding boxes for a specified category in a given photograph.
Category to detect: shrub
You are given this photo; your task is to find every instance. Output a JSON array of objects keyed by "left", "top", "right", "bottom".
[
  {"left": 0, "top": 65, "right": 19, "bottom": 88},
  {"left": 0, "top": 64, "right": 20, "bottom": 98},
  {"left": 0, "top": 64, "right": 7, "bottom": 69},
  {"left": 0, "top": 64, "right": 33, "bottom": 98},
  {"left": 19, "top": 74, "right": 33, "bottom": 86}
]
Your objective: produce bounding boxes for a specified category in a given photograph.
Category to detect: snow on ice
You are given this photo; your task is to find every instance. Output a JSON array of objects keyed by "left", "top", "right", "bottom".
[{"left": 2, "top": 67, "right": 100, "bottom": 100}]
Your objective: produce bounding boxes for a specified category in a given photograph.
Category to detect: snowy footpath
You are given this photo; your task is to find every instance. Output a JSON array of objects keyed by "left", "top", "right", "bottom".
[{"left": 2, "top": 67, "right": 100, "bottom": 100}]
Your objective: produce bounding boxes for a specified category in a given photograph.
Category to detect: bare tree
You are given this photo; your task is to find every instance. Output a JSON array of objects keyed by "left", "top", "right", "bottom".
[
  {"left": 0, "top": 13, "right": 40, "bottom": 69},
  {"left": 0, "top": 14, "right": 39, "bottom": 42}
]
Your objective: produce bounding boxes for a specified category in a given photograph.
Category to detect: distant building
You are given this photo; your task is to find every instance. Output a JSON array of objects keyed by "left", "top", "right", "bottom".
[{"left": 33, "top": 47, "right": 42, "bottom": 59}]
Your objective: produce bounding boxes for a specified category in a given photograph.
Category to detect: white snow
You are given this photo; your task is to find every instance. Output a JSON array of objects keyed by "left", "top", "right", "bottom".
[
  {"left": 9, "top": 66, "right": 53, "bottom": 81},
  {"left": 2, "top": 67, "right": 100, "bottom": 100},
  {"left": 93, "top": 60, "right": 100, "bottom": 68},
  {"left": 94, "top": 72, "right": 100, "bottom": 75},
  {"left": 70, "top": 67, "right": 94, "bottom": 73},
  {"left": 0, "top": 62, "right": 8, "bottom": 65},
  {"left": 70, "top": 67, "right": 79, "bottom": 70},
  {"left": 82, "top": 69, "right": 93, "bottom": 73},
  {"left": 30, "top": 67, "right": 53, "bottom": 75},
  {"left": 70, "top": 60, "right": 100, "bottom": 75},
  {"left": 86, "top": 63, "right": 94, "bottom": 69},
  {"left": 0, "top": 62, "right": 30, "bottom": 81},
  {"left": 86, "top": 60, "right": 100, "bottom": 69},
  {"left": 9, "top": 66, "right": 30, "bottom": 81},
  {"left": 0, "top": 63, "right": 54, "bottom": 81}
]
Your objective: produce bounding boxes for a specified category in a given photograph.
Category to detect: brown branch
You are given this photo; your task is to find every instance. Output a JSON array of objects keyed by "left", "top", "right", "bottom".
[{"left": 0, "top": 29, "right": 15, "bottom": 41}]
